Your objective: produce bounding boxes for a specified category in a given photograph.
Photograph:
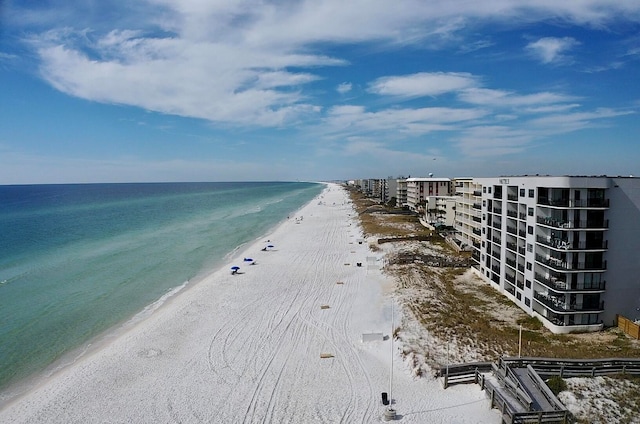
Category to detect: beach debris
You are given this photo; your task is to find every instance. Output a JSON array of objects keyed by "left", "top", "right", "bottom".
[
  {"left": 336, "top": 281, "right": 344, "bottom": 285},
  {"left": 320, "top": 305, "right": 330, "bottom": 309},
  {"left": 320, "top": 353, "right": 334, "bottom": 359}
]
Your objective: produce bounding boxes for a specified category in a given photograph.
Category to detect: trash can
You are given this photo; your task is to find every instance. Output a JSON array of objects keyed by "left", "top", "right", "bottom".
[{"left": 381, "top": 392, "right": 389, "bottom": 405}]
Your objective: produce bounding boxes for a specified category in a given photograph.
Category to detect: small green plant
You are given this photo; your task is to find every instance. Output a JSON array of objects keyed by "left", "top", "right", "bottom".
[{"left": 546, "top": 376, "right": 568, "bottom": 395}]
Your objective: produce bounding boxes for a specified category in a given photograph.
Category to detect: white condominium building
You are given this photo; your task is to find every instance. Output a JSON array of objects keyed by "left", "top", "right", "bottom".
[
  {"left": 406, "top": 177, "right": 452, "bottom": 213},
  {"left": 454, "top": 175, "right": 640, "bottom": 334}
]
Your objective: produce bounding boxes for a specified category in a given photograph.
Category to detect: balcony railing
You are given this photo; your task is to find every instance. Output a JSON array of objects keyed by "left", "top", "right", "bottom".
[
  {"left": 492, "top": 221, "right": 502, "bottom": 229},
  {"left": 506, "top": 273, "right": 516, "bottom": 284},
  {"left": 507, "top": 194, "right": 518, "bottom": 201},
  {"left": 472, "top": 228, "right": 481, "bottom": 236},
  {"left": 537, "top": 198, "right": 610, "bottom": 208},
  {"left": 507, "top": 210, "right": 517, "bottom": 218},
  {"left": 537, "top": 216, "right": 609, "bottom": 229},
  {"left": 473, "top": 203, "right": 481, "bottom": 210},
  {"left": 507, "top": 226, "right": 517, "bottom": 235},
  {"left": 506, "top": 241, "right": 517, "bottom": 252},
  {"left": 536, "top": 236, "right": 609, "bottom": 251},
  {"left": 534, "top": 272, "right": 606, "bottom": 291},
  {"left": 534, "top": 292, "right": 605, "bottom": 313},
  {"left": 506, "top": 258, "right": 516, "bottom": 268},
  {"left": 535, "top": 254, "right": 607, "bottom": 271}
]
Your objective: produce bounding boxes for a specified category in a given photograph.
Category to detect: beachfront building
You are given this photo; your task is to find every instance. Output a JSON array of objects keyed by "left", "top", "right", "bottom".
[
  {"left": 425, "top": 196, "right": 457, "bottom": 227},
  {"left": 387, "top": 177, "right": 408, "bottom": 207},
  {"left": 406, "top": 177, "right": 452, "bottom": 213},
  {"left": 453, "top": 178, "right": 483, "bottom": 257},
  {"left": 458, "top": 175, "right": 640, "bottom": 334}
]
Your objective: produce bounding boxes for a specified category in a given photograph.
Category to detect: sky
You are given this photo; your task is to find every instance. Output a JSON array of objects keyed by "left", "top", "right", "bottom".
[{"left": 1, "top": 0, "right": 639, "bottom": 184}]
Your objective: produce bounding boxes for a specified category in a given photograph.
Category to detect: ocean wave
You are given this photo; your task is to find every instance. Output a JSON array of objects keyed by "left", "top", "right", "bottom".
[{"left": 125, "top": 281, "right": 190, "bottom": 326}]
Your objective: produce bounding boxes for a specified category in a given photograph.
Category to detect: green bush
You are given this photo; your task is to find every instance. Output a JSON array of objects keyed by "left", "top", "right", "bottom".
[{"left": 546, "top": 376, "right": 568, "bottom": 395}]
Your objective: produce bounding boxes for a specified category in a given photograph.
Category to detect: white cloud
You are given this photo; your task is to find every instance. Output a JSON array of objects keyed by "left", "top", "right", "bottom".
[
  {"left": 526, "top": 37, "right": 580, "bottom": 64},
  {"left": 23, "top": 0, "right": 640, "bottom": 130},
  {"left": 337, "top": 82, "right": 352, "bottom": 94},
  {"left": 369, "top": 72, "right": 478, "bottom": 97},
  {"left": 459, "top": 88, "right": 577, "bottom": 107},
  {"left": 323, "top": 105, "right": 487, "bottom": 137}
]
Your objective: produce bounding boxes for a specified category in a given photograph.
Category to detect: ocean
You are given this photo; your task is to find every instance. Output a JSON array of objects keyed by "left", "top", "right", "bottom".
[{"left": 0, "top": 181, "right": 323, "bottom": 392}]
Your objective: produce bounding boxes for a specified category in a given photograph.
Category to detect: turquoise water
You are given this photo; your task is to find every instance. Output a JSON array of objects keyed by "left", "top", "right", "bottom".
[{"left": 0, "top": 182, "right": 323, "bottom": 390}]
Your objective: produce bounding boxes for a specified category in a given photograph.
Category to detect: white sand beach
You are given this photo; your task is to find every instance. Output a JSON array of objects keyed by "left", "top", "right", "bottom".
[{"left": 0, "top": 184, "right": 500, "bottom": 423}]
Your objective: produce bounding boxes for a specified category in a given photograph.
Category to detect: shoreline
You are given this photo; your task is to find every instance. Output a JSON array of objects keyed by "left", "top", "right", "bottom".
[
  {"left": 0, "top": 183, "right": 500, "bottom": 423},
  {"left": 0, "top": 183, "right": 326, "bottom": 407}
]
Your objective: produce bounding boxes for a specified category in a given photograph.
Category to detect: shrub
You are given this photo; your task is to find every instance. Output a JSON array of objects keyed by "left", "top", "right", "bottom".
[{"left": 546, "top": 376, "right": 568, "bottom": 395}]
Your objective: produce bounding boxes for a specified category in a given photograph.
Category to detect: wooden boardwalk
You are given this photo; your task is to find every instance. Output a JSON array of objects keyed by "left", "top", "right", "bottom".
[{"left": 440, "top": 357, "right": 640, "bottom": 424}]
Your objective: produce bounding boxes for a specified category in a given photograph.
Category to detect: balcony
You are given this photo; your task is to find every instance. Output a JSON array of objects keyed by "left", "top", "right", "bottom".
[
  {"left": 537, "top": 198, "right": 610, "bottom": 208},
  {"left": 473, "top": 203, "right": 481, "bottom": 210},
  {"left": 492, "top": 221, "right": 502, "bottom": 229},
  {"left": 536, "top": 236, "right": 608, "bottom": 251},
  {"left": 472, "top": 228, "right": 481, "bottom": 236},
  {"left": 506, "top": 258, "right": 516, "bottom": 268},
  {"left": 507, "top": 194, "right": 518, "bottom": 201},
  {"left": 506, "top": 273, "right": 516, "bottom": 284},
  {"left": 535, "top": 254, "right": 607, "bottom": 271},
  {"left": 534, "top": 272, "right": 606, "bottom": 291},
  {"left": 507, "top": 210, "right": 517, "bottom": 218},
  {"left": 518, "top": 247, "right": 526, "bottom": 255},
  {"left": 506, "top": 241, "right": 517, "bottom": 252},
  {"left": 507, "top": 226, "right": 517, "bottom": 235},
  {"left": 534, "top": 292, "right": 605, "bottom": 313},
  {"left": 537, "top": 216, "right": 609, "bottom": 229}
]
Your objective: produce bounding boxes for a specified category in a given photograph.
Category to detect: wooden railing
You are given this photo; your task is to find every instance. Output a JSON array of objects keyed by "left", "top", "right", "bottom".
[
  {"left": 440, "top": 356, "right": 640, "bottom": 424},
  {"left": 500, "top": 357, "right": 640, "bottom": 378}
]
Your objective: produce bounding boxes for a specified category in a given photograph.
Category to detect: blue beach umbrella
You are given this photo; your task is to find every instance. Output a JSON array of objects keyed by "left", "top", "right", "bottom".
[
  {"left": 267, "top": 245, "right": 274, "bottom": 248},
  {"left": 243, "top": 258, "right": 254, "bottom": 262},
  {"left": 231, "top": 266, "right": 240, "bottom": 270}
]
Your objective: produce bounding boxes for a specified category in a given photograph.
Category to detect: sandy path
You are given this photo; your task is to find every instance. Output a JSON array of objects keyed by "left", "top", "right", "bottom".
[{"left": 0, "top": 185, "right": 499, "bottom": 423}]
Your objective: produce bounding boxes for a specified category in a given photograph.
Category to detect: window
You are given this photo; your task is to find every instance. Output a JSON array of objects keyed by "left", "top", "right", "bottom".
[
  {"left": 526, "top": 262, "right": 532, "bottom": 271},
  {"left": 527, "top": 243, "right": 533, "bottom": 252},
  {"left": 516, "top": 292, "right": 522, "bottom": 300},
  {"left": 482, "top": 200, "right": 486, "bottom": 207},
  {"left": 482, "top": 241, "right": 485, "bottom": 247},
  {"left": 528, "top": 189, "right": 534, "bottom": 198},
  {"left": 528, "top": 207, "right": 534, "bottom": 216},
  {"left": 527, "top": 225, "right": 533, "bottom": 235},
  {"left": 525, "top": 280, "right": 531, "bottom": 288},
  {"left": 483, "top": 187, "right": 486, "bottom": 193},
  {"left": 482, "top": 214, "right": 486, "bottom": 220},
  {"left": 488, "top": 187, "right": 492, "bottom": 194},
  {"left": 520, "top": 188, "right": 525, "bottom": 197},
  {"left": 525, "top": 298, "right": 531, "bottom": 307}
]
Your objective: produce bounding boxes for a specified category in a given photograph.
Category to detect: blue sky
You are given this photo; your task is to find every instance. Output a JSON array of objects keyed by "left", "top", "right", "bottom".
[{"left": 1, "top": 0, "right": 639, "bottom": 184}]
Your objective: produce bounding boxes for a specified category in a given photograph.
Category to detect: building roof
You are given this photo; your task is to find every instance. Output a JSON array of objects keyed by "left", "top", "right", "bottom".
[{"left": 406, "top": 177, "right": 451, "bottom": 182}]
